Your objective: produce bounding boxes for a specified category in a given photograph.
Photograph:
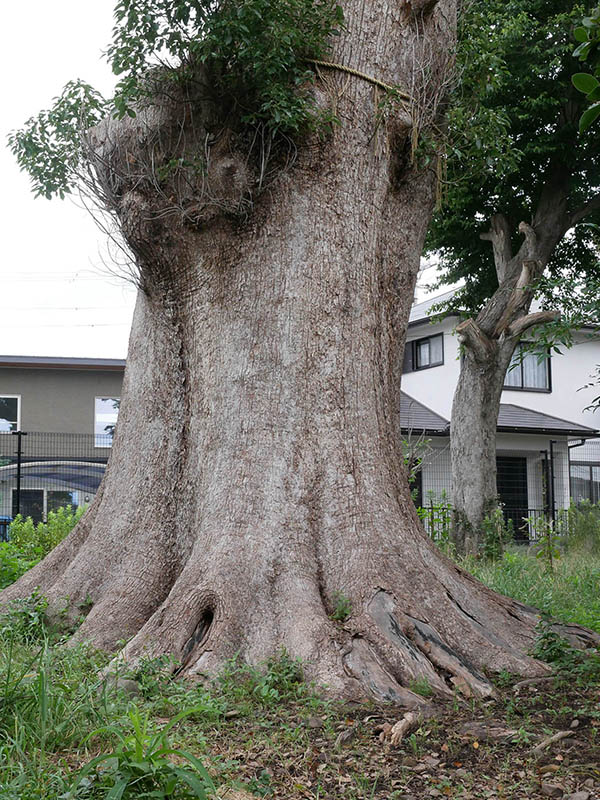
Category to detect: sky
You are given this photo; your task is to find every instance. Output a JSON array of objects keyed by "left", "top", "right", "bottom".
[{"left": 1, "top": 1, "right": 136, "bottom": 359}]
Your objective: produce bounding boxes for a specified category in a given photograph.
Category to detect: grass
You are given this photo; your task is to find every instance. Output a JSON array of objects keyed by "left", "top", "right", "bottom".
[
  {"left": 0, "top": 512, "right": 599, "bottom": 798},
  {"left": 0, "top": 616, "right": 597, "bottom": 799},
  {"left": 463, "top": 547, "right": 600, "bottom": 632}
]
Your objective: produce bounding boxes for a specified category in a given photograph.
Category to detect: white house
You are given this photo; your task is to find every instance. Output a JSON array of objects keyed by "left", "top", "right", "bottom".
[{"left": 400, "top": 292, "right": 600, "bottom": 537}]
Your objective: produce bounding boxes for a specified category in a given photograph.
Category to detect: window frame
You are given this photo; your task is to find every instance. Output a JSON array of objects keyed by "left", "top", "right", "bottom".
[
  {"left": 94, "top": 396, "right": 120, "bottom": 449},
  {"left": 403, "top": 333, "right": 444, "bottom": 373},
  {"left": 0, "top": 395, "right": 21, "bottom": 432},
  {"left": 570, "top": 461, "right": 600, "bottom": 505},
  {"left": 503, "top": 342, "right": 552, "bottom": 393}
]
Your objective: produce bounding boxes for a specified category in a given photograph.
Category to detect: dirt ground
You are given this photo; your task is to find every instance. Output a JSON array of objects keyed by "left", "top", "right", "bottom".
[{"left": 208, "top": 673, "right": 600, "bottom": 800}]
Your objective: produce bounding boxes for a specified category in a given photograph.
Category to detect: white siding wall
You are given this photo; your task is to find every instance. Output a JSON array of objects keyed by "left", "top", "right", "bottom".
[
  {"left": 403, "top": 315, "right": 600, "bottom": 438},
  {"left": 501, "top": 330, "right": 600, "bottom": 430},
  {"left": 401, "top": 318, "right": 460, "bottom": 419}
]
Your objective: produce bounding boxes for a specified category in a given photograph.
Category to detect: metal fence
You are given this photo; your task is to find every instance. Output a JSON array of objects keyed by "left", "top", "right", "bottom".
[
  {"left": 408, "top": 438, "right": 573, "bottom": 542},
  {"left": 0, "top": 431, "right": 110, "bottom": 535}
]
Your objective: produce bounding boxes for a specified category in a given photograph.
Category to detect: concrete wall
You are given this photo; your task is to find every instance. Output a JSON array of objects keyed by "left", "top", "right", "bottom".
[{"left": 0, "top": 367, "right": 124, "bottom": 434}]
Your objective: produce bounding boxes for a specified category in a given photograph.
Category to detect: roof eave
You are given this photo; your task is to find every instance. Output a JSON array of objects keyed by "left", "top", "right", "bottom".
[
  {"left": 496, "top": 426, "right": 599, "bottom": 437},
  {"left": 400, "top": 427, "right": 450, "bottom": 436}
]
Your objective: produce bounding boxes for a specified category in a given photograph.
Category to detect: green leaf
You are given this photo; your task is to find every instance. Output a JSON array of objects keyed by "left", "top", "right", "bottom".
[
  {"left": 106, "top": 778, "right": 129, "bottom": 800},
  {"left": 579, "top": 102, "right": 600, "bottom": 133},
  {"left": 574, "top": 41, "right": 592, "bottom": 60},
  {"left": 572, "top": 72, "right": 600, "bottom": 94},
  {"left": 574, "top": 26, "right": 589, "bottom": 42},
  {"left": 172, "top": 767, "right": 209, "bottom": 798}
]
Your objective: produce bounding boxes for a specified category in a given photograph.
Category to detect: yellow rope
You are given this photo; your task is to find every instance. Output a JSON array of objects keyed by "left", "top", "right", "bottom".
[{"left": 305, "top": 59, "right": 412, "bottom": 101}]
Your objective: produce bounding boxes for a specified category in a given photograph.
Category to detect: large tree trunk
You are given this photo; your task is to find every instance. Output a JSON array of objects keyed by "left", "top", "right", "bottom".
[{"left": 2, "top": 1, "right": 597, "bottom": 701}]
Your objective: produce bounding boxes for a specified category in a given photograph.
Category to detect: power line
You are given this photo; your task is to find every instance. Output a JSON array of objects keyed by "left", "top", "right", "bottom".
[
  {"left": 0, "top": 322, "right": 130, "bottom": 329},
  {"left": 0, "top": 305, "right": 131, "bottom": 312}
]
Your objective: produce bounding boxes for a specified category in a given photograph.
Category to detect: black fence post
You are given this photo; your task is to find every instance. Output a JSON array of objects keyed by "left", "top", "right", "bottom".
[
  {"left": 11, "top": 430, "right": 28, "bottom": 518},
  {"left": 549, "top": 440, "right": 556, "bottom": 526}
]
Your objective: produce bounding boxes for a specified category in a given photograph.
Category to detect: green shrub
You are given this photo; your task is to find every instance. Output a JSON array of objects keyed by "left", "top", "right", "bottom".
[
  {"left": 531, "top": 616, "right": 600, "bottom": 683},
  {"left": 68, "top": 708, "right": 215, "bottom": 799},
  {"left": 9, "top": 505, "right": 84, "bottom": 562},
  {"left": 480, "top": 506, "right": 513, "bottom": 562},
  {"left": 0, "top": 543, "right": 38, "bottom": 590},
  {"left": 330, "top": 590, "right": 352, "bottom": 622},
  {"left": 216, "top": 651, "right": 306, "bottom": 707},
  {"left": 564, "top": 501, "right": 600, "bottom": 554},
  {"left": 417, "top": 490, "right": 453, "bottom": 546}
]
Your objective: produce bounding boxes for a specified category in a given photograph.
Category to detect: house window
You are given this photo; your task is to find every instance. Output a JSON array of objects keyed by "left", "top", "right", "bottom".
[
  {"left": 570, "top": 463, "right": 600, "bottom": 505},
  {"left": 0, "top": 396, "right": 20, "bottom": 432},
  {"left": 95, "top": 397, "right": 120, "bottom": 447},
  {"left": 503, "top": 344, "right": 550, "bottom": 391},
  {"left": 403, "top": 334, "right": 444, "bottom": 373}
]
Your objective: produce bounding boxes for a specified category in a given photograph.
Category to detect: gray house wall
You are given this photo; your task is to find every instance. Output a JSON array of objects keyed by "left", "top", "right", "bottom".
[{"left": 0, "top": 365, "right": 124, "bottom": 434}]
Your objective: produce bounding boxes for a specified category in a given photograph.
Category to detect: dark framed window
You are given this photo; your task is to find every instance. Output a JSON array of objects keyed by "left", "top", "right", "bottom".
[
  {"left": 503, "top": 343, "right": 551, "bottom": 392},
  {"left": 403, "top": 333, "right": 444, "bottom": 373},
  {"left": 570, "top": 463, "right": 600, "bottom": 505},
  {"left": 0, "top": 396, "right": 20, "bottom": 432}
]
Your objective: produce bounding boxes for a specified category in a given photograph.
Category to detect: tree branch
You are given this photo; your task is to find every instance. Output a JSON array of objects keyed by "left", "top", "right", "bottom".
[
  {"left": 456, "top": 318, "right": 495, "bottom": 362},
  {"left": 506, "top": 310, "right": 560, "bottom": 339},
  {"left": 480, "top": 214, "right": 512, "bottom": 283},
  {"left": 491, "top": 259, "right": 541, "bottom": 337},
  {"left": 516, "top": 221, "right": 538, "bottom": 260},
  {"left": 570, "top": 192, "right": 600, "bottom": 227}
]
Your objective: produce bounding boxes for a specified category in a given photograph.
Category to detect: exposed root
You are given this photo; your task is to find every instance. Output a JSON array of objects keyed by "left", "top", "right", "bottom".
[{"left": 387, "top": 712, "right": 419, "bottom": 745}]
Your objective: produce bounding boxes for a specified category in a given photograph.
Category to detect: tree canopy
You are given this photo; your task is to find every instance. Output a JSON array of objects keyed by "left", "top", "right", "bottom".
[
  {"left": 9, "top": 0, "right": 344, "bottom": 200},
  {"left": 426, "top": 0, "right": 600, "bottom": 313}
]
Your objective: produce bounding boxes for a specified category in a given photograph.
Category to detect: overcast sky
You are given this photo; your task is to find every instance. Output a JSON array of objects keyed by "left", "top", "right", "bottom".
[{"left": 1, "top": 1, "right": 136, "bottom": 359}]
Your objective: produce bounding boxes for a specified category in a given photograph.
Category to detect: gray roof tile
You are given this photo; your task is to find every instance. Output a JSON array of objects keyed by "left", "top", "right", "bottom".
[
  {"left": 399, "top": 394, "right": 599, "bottom": 437},
  {"left": 400, "top": 392, "right": 449, "bottom": 433},
  {"left": 497, "top": 403, "right": 599, "bottom": 436}
]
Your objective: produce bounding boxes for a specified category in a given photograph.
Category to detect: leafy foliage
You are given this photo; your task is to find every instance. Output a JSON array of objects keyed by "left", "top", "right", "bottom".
[
  {"left": 528, "top": 514, "right": 562, "bottom": 572},
  {"left": 0, "top": 544, "right": 39, "bottom": 591},
  {"left": 329, "top": 590, "right": 352, "bottom": 623},
  {"left": 69, "top": 708, "right": 215, "bottom": 799},
  {"left": 426, "top": 0, "right": 598, "bottom": 313},
  {"left": 7, "top": 82, "right": 108, "bottom": 200},
  {"left": 9, "top": 0, "right": 344, "bottom": 200},
  {"left": 0, "top": 506, "right": 84, "bottom": 591},
  {"left": 572, "top": 5, "right": 600, "bottom": 130},
  {"left": 8, "top": 505, "right": 84, "bottom": 562},
  {"left": 481, "top": 506, "right": 514, "bottom": 562},
  {"left": 532, "top": 616, "right": 600, "bottom": 681}
]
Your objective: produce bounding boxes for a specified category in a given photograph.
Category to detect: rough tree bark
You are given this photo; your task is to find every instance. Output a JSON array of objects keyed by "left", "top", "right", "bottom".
[
  {"left": 451, "top": 161, "right": 600, "bottom": 554},
  {"left": 2, "top": 1, "right": 597, "bottom": 701}
]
